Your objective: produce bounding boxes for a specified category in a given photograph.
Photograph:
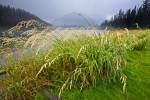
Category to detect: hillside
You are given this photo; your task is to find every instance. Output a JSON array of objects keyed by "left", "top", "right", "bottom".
[
  {"left": 0, "top": 4, "right": 49, "bottom": 33},
  {"left": 2, "top": 19, "right": 53, "bottom": 37}
]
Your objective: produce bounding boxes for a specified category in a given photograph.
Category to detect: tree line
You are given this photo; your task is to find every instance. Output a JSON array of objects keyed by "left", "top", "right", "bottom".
[
  {"left": 0, "top": 4, "right": 41, "bottom": 31},
  {"left": 101, "top": 0, "right": 150, "bottom": 29}
]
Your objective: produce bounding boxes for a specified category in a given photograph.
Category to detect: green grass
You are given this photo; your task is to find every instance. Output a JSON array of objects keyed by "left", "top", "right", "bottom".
[
  {"left": 62, "top": 46, "right": 150, "bottom": 100},
  {"left": 0, "top": 30, "right": 150, "bottom": 100}
]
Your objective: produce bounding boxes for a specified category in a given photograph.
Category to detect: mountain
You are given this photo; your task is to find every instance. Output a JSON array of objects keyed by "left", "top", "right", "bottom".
[
  {"left": 52, "top": 12, "right": 96, "bottom": 28},
  {"left": 0, "top": 4, "right": 50, "bottom": 32}
]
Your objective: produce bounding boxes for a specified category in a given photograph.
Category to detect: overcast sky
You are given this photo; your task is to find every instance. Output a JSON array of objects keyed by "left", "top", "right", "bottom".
[{"left": 0, "top": 0, "right": 143, "bottom": 24}]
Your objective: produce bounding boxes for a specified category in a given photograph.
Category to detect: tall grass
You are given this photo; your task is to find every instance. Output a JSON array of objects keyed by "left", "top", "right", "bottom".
[
  {"left": 37, "top": 31, "right": 144, "bottom": 97},
  {"left": 0, "top": 29, "right": 150, "bottom": 99}
]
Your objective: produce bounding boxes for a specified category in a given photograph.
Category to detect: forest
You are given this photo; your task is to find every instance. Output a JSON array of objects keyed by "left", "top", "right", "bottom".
[
  {"left": 0, "top": 5, "right": 41, "bottom": 31},
  {"left": 101, "top": 0, "right": 150, "bottom": 29}
]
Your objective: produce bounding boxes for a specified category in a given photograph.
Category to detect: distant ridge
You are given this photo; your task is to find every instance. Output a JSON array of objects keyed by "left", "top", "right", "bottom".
[{"left": 52, "top": 12, "right": 96, "bottom": 28}]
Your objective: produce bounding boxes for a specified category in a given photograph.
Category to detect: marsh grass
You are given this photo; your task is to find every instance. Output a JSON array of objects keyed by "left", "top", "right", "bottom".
[
  {"left": 37, "top": 30, "right": 146, "bottom": 97},
  {"left": 0, "top": 29, "right": 150, "bottom": 99}
]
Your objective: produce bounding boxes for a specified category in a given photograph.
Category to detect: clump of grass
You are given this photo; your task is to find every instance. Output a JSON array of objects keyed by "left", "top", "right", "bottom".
[
  {"left": 133, "top": 39, "right": 147, "bottom": 50},
  {"left": 36, "top": 32, "right": 133, "bottom": 97},
  {"left": 0, "top": 53, "right": 47, "bottom": 100},
  {"left": 132, "top": 33, "right": 150, "bottom": 51}
]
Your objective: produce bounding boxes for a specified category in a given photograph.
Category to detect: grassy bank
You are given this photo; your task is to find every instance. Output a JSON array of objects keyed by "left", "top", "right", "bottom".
[
  {"left": 0, "top": 29, "right": 150, "bottom": 100},
  {"left": 62, "top": 46, "right": 150, "bottom": 100}
]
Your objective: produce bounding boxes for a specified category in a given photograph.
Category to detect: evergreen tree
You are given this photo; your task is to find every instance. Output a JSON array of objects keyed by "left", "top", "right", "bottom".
[
  {"left": 0, "top": 4, "right": 41, "bottom": 31},
  {"left": 101, "top": 0, "right": 150, "bottom": 29}
]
